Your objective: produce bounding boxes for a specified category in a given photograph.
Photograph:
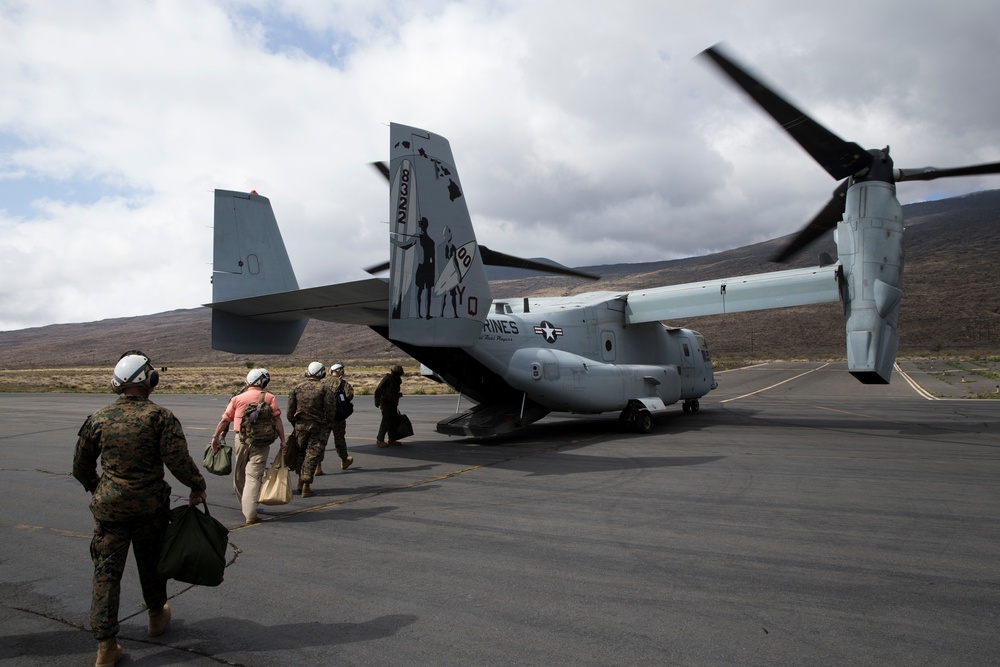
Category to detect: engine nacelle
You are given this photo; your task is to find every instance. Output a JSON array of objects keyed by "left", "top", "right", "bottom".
[{"left": 835, "top": 180, "right": 904, "bottom": 384}]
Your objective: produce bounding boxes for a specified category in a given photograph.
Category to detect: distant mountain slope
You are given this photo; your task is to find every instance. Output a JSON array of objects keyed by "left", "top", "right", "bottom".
[{"left": 1, "top": 190, "right": 997, "bottom": 369}]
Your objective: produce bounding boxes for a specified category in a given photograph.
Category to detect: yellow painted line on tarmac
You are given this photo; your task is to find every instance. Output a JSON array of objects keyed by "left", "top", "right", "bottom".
[
  {"left": 237, "top": 463, "right": 489, "bottom": 529},
  {"left": 234, "top": 435, "right": 586, "bottom": 531},
  {"left": 15, "top": 524, "right": 91, "bottom": 539},
  {"left": 721, "top": 363, "right": 830, "bottom": 403},
  {"left": 714, "top": 362, "right": 770, "bottom": 374},
  {"left": 893, "top": 362, "right": 940, "bottom": 400},
  {"left": 811, "top": 404, "right": 906, "bottom": 426}
]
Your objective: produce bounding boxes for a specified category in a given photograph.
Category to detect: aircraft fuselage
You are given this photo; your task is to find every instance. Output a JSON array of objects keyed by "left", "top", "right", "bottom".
[{"left": 465, "top": 294, "right": 716, "bottom": 414}]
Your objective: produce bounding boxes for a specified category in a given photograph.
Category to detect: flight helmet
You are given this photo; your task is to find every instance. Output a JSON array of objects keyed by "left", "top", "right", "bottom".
[
  {"left": 112, "top": 350, "right": 159, "bottom": 394},
  {"left": 329, "top": 363, "right": 344, "bottom": 376},
  {"left": 306, "top": 361, "right": 326, "bottom": 378},
  {"left": 246, "top": 368, "right": 270, "bottom": 388}
]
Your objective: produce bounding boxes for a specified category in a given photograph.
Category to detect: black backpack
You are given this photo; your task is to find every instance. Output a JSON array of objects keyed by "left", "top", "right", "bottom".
[{"left": 335, "top": 383, "right": 354, "bottom": 420}]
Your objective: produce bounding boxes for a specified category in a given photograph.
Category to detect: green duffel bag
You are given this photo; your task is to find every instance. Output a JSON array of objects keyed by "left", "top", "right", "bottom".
[
  {"left": 203, "top": 438, "right": 232, "bottom": 475},
  {"left": 157, "top": 501, "right": 229, "bottom": 587}
]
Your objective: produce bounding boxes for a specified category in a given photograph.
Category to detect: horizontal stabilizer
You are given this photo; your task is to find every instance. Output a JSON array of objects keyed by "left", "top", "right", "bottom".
[
  {"left": 206, "top": 277, "right": 390, "bottom": 327},
  {"left": 208, "top": 189, "right": 391, "bottom": 354}
]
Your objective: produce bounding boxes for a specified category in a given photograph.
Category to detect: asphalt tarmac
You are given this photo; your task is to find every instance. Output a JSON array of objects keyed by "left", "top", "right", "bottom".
[{"left": 1, "top": 361, "right": 998, "bottom": 666}]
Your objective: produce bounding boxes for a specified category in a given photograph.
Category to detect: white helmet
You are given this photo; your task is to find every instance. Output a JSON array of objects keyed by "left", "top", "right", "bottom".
[
  {"left": 112, "top": 351, "right": 158, "bottom": 394},
  {"left": 246, "top": 368, "right": 270, "bottom": 387},
  {"left": 329, "top": 363, "right": 344, "bottom": 375},
  {"left": 306, "top": 361, "right": 326, "bottom": 378}
]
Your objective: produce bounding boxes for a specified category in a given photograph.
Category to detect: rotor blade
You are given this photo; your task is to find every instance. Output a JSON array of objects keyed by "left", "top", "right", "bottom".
[
  {"left": 480, "top": 246, "right": 600, "bottom": 280},
  {"left": 364, "top": 260, "right": 390, "bottom": 275},
  {"left": 371, "top": 161, "right": 391, "bottom": 182},
  {"left": 701, "top": 45, "right": 872, "bottom": 181},
  {"left": 896, "top": 161, "right": 1000, "bottom": 183},
  {"left": 364, "top": 249, "right": 600, "bottom": 280},
  {"left": 772, "top": 180, "right": 850, "bottom": 263}
]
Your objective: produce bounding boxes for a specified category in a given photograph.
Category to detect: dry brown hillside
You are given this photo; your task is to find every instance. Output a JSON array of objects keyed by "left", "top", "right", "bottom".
[{"left": 1, "top": 191, "right": 997, "bottom": 371}]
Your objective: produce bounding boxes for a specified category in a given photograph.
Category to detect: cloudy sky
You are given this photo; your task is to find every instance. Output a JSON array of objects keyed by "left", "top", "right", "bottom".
[{"left": 2, "top": 0, "right": 998, "bottom": 331}]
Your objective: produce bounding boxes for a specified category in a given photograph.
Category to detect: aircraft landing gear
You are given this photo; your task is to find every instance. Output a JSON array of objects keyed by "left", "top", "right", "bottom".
[
  {"left": 619, "top": 403, "right": 654, "bottom": 433},
  {"left": 682, "top": 399, "right": 700, "bottom": 414},
  {"left": 634, "top": 409, "right": 653, "bottom": 433}
]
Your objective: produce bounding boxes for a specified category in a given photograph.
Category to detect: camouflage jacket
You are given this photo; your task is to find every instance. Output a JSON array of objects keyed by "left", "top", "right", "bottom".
[
  {"left": 288, "top": 378, "right": 338, "bottom": 426},
  {"left": 73, "top": 395, "right": 206, "bottom": 522},
  {"left": 325, "top": 377, "right": 355, "bottom": 401}
]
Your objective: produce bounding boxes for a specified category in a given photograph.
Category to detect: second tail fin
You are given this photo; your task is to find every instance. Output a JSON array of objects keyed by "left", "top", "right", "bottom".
[{"left": 209, "top": 189, "right": 306, "bottom": 354}]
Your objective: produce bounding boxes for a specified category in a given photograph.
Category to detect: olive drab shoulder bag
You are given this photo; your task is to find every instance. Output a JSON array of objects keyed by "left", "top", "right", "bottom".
[
  {"left": 157, "top": 501, "right": 229, "bottom": 587},
  {"left": 202, "top": 435, "right": 232, "bottom": 475}
]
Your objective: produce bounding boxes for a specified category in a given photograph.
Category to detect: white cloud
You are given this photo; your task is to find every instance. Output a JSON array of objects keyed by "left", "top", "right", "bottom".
[{"left": 1, "top": 0, "right": 999, "bottom": 330}]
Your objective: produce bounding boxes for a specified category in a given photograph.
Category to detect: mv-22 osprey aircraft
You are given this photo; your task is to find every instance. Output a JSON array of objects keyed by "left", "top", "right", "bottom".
[{"left": 206, "top": 45, "right": 1000, "bottom": 438}]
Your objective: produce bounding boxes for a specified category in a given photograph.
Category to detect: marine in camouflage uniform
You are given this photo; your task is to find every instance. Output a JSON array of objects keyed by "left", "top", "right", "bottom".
[
  {"left": 288, "top": 371, "right": 338, "bottom": 497},
  {"left": 73, "top": 352, "right": 206, "bottom": 664},
  {"left": 324, "top": 364, "right": 355, "bottom": 470}
]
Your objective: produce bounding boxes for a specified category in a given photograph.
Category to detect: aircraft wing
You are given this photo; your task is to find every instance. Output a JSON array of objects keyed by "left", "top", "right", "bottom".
[
  {"left": 205, "top": 277, "right": 390, "bottom": 326},
  {"left": 625, "top": 264, "right": 841, "bottom": 324}
]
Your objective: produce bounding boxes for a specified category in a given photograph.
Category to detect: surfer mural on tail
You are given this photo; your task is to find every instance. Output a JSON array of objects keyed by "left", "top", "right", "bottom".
[{"left": 386, "top": 125, "right": 490, "bottom": 348}]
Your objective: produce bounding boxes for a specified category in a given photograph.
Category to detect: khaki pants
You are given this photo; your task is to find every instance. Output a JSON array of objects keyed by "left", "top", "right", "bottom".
[{"left": 233, "top": 435, "right": 269, "bottom": 521}]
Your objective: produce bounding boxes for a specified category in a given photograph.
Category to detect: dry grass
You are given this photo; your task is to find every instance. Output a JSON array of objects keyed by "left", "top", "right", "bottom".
[
  {"left": 0, "top": 362, "right": 455, "bottom": 395},
  {"left": 5, "top": 357, "right": 998, "bottom": 398}
]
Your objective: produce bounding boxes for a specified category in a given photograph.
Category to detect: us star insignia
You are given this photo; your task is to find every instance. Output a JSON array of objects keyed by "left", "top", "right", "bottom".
[{"left": 533, "top": 321, "right": 563, "bottom": 344}]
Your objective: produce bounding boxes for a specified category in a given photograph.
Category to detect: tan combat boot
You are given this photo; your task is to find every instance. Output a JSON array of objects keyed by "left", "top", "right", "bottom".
[
  {"left": 95, "top": 638, "right": 123, "bottom": 666},
  {"left": 342, "top": 455, "right": 354, "bottom": 470},
  {"left": 315, "top": 462, "right": 324, "bottom": 476},
  {"left": 148, "top": 603, "right": 171, "bottom": 637},
  {"left": 302, "top": 482, "right": 315, "bottom": 498}
]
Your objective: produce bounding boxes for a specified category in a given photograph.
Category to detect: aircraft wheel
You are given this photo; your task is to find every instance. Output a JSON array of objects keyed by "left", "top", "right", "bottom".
[
  {"left": 682, "top": 401, "right": 691, "bottom": 413},
  {"left": 634, "top": 410, "right": 653, "bottom": 434},
  {"left": 691, "top": 400, "right": 700, "bottom": 413}
]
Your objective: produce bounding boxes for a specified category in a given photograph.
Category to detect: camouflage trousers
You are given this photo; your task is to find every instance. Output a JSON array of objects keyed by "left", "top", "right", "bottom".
[
  {"left": 329, "top": 419, "right": 349, "bottom": 460},
  {"left": 89, "top": 513, "right": 168, "bottom": 640},
  {"left": 296, "top": 420, "right": 330, "bottom": 484}
]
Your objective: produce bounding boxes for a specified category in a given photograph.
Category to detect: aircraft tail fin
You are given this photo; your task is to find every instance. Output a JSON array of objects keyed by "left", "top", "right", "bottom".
[
  {"left": 386, "top": 124, "right": 492, "bottom": 347},
  {"left": 209, "top": 189, "right": 307, "bottom": 354}
]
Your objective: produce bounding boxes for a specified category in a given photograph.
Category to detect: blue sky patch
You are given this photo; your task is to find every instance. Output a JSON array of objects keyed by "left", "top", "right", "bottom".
[
  {"left": 236, "top": 7, "right": 356, "bottom": 69},
  {"left": 0, "top": 173, "right": 146, "bottom": 219}
]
